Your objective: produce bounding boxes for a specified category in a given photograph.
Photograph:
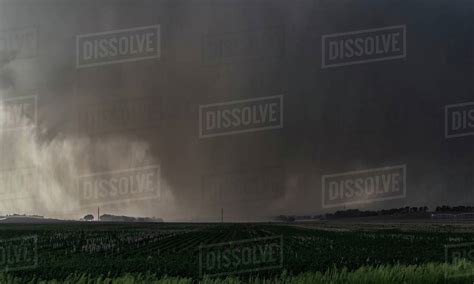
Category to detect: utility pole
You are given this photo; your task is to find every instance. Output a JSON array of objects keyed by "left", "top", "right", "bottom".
[
  {"left": 97, "top": 207, "right": 100, "bottom": 222},
  {"left": 221, "top": 208, "right": 223, "bottom": 223}
]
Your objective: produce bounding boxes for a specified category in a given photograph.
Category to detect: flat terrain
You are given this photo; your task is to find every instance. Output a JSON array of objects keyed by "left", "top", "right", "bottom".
[
  {"left": 292, "top": 218, "right": 474, "bottom": 233},
  {"left": 1, "top": 220, "right": 474, "bottom": 282}
]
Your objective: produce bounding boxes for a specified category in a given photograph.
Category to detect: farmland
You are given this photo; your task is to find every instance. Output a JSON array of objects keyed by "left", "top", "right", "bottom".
[{"left": 1, "top": 221, "right": 474, "bottom": 283}]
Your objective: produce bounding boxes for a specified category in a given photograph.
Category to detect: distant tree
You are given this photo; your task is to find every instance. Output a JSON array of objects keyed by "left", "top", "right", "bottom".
[{"left": 83, "top": 214, "right": 94, "bottom": 221}]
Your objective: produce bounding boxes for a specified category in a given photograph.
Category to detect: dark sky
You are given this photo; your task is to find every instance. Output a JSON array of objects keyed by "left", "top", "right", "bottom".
[{"left": 0, "top": 0, "right": 472, "bottom": 221}]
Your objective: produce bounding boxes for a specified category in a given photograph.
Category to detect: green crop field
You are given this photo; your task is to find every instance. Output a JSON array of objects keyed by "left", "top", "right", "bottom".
[{"left": 1, "top": 222, "right": 474, "bottom": 283}]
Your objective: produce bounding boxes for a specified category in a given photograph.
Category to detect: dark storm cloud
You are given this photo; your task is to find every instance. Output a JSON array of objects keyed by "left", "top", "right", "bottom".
[{"left": 0, "top": 0, "right": 472, "bottom": 220}]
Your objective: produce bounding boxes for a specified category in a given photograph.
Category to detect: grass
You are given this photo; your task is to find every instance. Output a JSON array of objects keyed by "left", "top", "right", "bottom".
[
  {"left": 2, "top": 260, "right": 474, "bottom": 284},
  {"left": 3, "top": 222, "right": 474, "bottom": 283}
]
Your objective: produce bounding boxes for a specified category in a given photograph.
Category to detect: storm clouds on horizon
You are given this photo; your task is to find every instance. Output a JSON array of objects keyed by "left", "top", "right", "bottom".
[{"left": 0, "top": 0, "right": 472, "bottom": 221}]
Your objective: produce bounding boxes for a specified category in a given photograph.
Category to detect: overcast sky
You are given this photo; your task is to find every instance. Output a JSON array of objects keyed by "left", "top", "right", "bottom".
[{"left": 0, "top": 0, "right": 472, "bottom": 221}]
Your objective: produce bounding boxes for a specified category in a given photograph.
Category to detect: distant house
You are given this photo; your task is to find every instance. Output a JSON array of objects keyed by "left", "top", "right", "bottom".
[
  {"left": 431, "top": 212, "right": 474, "bottom": 220},
  {"left": 456, "top": 213, "right": 474, "bottom": 220},
  {"left": 100, "top": 214, "right": 135, "bottom": 222},
  {"left": 431, "top": 213, "right": 456, "bottom": 219},
  {"left": 99, "top": 214, "right": 163, "bottom": 222}
]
